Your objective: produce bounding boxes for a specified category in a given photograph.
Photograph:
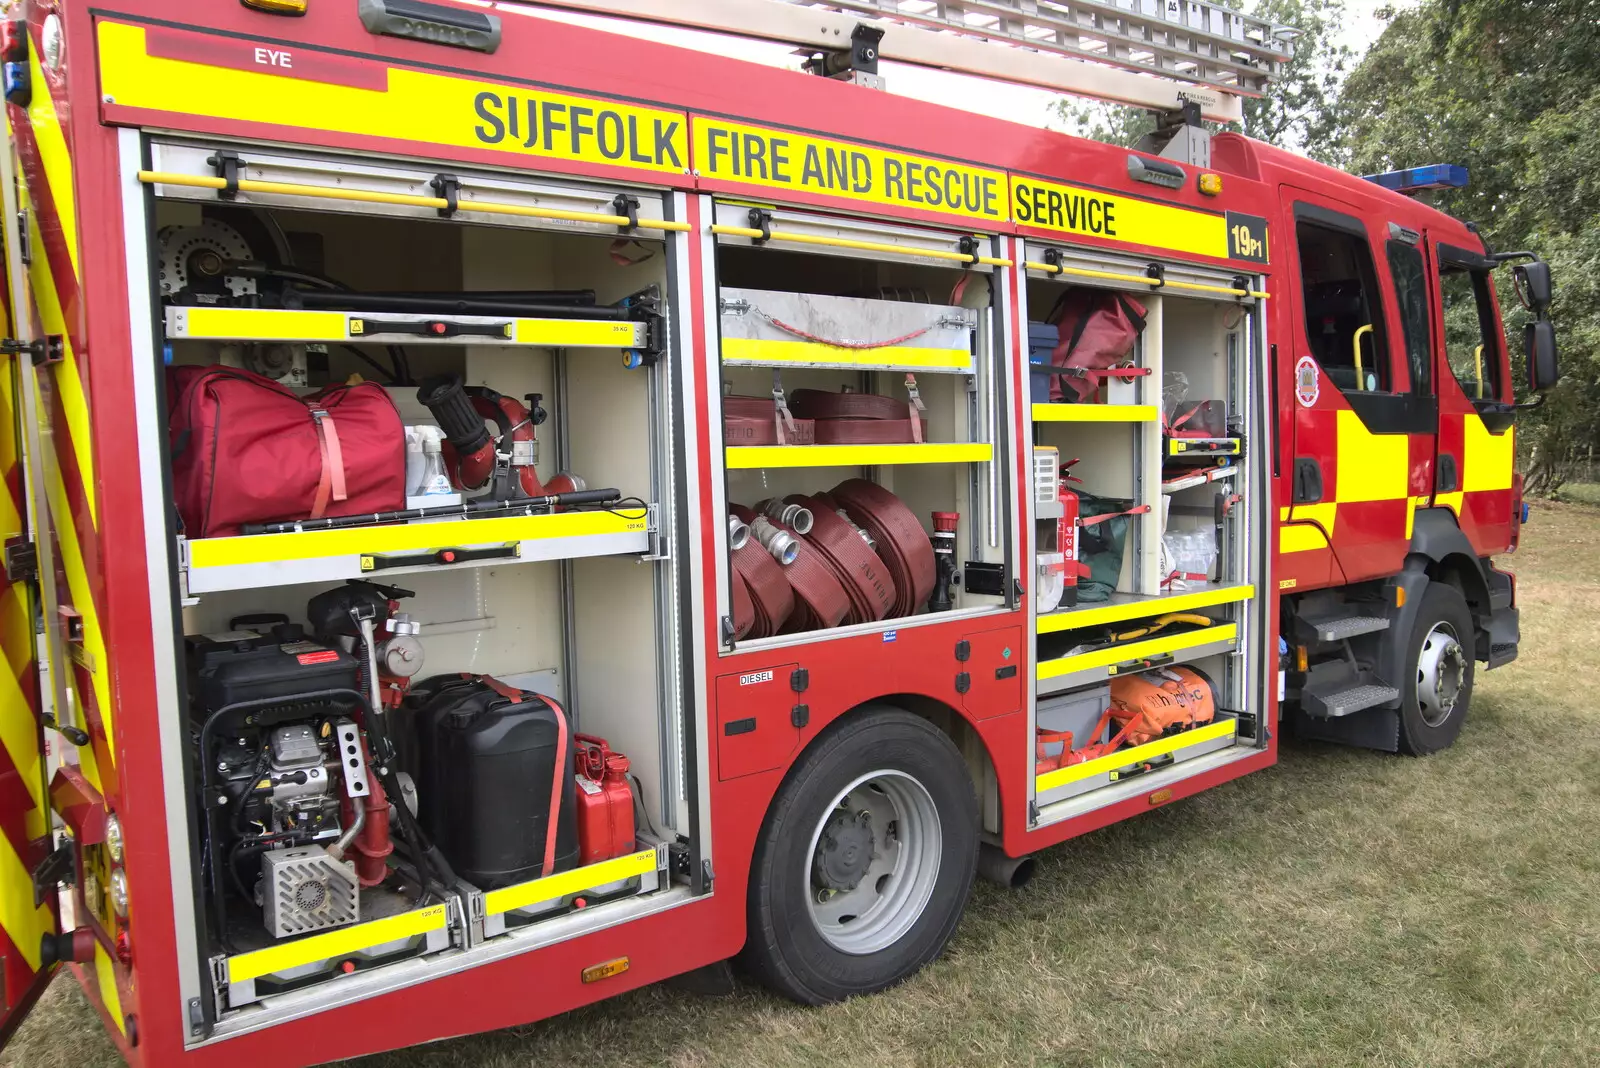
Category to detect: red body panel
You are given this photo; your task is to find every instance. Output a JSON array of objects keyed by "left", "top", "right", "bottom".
[{"left": 0, "top": 0, "right": 1516, "bottom": 1062}]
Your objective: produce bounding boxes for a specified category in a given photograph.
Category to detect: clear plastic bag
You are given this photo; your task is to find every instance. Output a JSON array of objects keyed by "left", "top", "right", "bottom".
[{"left": 1161, "top": 527, "right": 1217, "bottom": 590}]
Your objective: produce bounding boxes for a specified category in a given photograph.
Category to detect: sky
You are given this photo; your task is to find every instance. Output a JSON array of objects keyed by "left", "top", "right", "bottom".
[{"left": 492, "top": 0, "right": 1417, "bottom": 140}]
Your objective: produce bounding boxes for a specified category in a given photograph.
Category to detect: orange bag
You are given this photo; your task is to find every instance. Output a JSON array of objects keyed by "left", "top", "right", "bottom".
[{"left": 1108, "top": 667, "right": 1215, "bottom": 747}]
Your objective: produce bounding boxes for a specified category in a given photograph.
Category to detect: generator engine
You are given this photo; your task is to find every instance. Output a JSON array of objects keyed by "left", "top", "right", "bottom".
[{"left": 189, "top": 620, "right": 373, "bottom": 940}]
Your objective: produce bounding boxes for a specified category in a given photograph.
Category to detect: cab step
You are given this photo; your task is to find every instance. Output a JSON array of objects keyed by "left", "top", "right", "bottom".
[
  {"left": 1300, "top": 614, "right": 1391, "bottom": 643},
  {"left": 1301, "top": 682, "right": 1400, "bottom": 718}
]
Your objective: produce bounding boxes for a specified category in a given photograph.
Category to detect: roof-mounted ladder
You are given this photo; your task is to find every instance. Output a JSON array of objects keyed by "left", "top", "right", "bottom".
[{"left": 507, "top": 0, "right": 1297, "bottom": 124}]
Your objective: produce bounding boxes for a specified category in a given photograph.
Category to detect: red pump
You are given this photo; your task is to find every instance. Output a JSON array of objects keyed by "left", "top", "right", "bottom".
[{"left": 573, "top": 734, "right": 636, "bottom": 865}]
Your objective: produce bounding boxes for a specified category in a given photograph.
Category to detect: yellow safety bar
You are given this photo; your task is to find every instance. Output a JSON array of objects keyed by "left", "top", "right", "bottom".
[
  {"left": 710, "top": 224, "right": 1013, "bottom": 267},
  {"left": 1024, "top": 259, "right": 1269, "bottom": 300},
  {"left": 1472, "top": 344, "right": 1485, "bottom": 399},
  {"left": 1352, "top": 323, "right": 1373, "bottom": 389},
  {"left": 137, "top": 171, "right": 693, "bottom": 233}
]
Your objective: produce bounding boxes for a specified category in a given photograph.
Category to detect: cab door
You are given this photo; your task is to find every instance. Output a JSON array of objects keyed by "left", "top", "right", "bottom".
[
  {"left": 1427, "top": 237, "right": 1516, "bottom": 555},
  {"left": 1282, "top": 189, "right": 1435, "bottom": 585},
  {"left": 0, "top": 140, "right": 61, "bottom": 1043}
]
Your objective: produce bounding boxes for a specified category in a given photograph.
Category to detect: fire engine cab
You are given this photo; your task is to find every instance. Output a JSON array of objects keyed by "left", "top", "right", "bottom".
[{"left": 0, "top": 0, "right": 1558, "bottom": 1064}]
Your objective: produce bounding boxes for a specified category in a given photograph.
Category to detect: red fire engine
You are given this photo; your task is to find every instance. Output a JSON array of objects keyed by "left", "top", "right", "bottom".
[{"left": 0, "top": 0, "right": 1557, "bottom": 1064}]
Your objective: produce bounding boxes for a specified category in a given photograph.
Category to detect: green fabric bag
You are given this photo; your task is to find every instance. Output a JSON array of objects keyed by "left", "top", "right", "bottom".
[{"left": 1073, "top": 492, "right": 1135, "bottom": 602}]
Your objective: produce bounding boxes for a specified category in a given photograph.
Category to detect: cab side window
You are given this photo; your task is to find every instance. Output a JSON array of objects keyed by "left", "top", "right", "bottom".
[
  {"left": 1386, "top": 240, "right": 1432, "bottom": 396},
  {"left": 1296, "top": 220, "right": 1391, "bottom": 393},
  {"left": 1439, "top": 264, "right": 1501, "bottom": 401}
]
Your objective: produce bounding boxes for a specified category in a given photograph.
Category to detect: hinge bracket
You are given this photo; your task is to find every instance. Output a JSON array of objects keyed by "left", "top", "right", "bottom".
[
  {"left": 3, "top": 535, "right": 36, "bottom": 583},
  {"left": 0, "top": 334, "right": 62, "bottom": 364},
  {"left": 32, "top": 836, "right": 74, "bottom": 907}
]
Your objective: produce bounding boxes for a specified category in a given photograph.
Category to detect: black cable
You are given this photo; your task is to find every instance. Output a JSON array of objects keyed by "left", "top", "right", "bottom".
[
  {"left": 340, "top": 344, "right": 401, "bottom": 384},
  {"left": 386, "top": 344, "right": 413, "bottom": 385},
  {"left": 604, "top": 496, "right": 651, "bottom": 520}
]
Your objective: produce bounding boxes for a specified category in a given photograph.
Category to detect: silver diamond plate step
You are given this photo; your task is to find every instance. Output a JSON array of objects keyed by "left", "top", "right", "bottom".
[
  {"left": 1303, "top": 683, "right": 1400, "bottom": 718},
  {"left": 1302, "top": 615, "right": 1391, "bottom": 642}
]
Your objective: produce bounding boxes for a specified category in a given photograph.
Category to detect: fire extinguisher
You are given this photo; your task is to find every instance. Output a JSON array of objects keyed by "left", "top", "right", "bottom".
[{"left": 1057, "top": 460, "right": 1090, "bottom": 609}]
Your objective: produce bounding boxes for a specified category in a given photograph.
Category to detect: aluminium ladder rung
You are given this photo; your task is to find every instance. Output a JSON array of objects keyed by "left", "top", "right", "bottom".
[{"left": 778, "top": 0, "right": 1295, "bottom": 95}]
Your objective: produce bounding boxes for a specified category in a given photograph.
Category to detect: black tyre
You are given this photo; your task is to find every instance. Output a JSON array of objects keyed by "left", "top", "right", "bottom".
[
  {"left": 1398, "top": 581, "right": 1475, "bottom": 755},
  {"left": 742, "top": 707, "right": 978, "bottom": 1004}
]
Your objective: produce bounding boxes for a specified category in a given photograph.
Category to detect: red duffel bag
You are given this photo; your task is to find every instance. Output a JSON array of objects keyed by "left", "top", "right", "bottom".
[
  {"left": 1047, "top": 289, "right": 1147, "bottom": 402},
  {"left": 170, "top": 367, "right": 405, "bottom": 538}
]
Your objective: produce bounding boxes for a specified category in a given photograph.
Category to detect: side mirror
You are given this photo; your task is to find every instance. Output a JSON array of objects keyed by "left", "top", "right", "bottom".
[
  {"left": 1514, "top": 260, "right": 1553, "bottom": 311},
  {"left": 1525, "top": 318, "right": 1559, "bottom": 393}
]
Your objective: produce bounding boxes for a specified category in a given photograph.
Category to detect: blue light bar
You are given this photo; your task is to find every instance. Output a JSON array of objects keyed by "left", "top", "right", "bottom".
[{"left": 1361, "top": 164, "right": 1469, "bottom": 194}]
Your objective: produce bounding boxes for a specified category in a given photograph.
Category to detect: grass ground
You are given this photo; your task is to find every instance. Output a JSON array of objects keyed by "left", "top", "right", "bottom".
[{"left": 8, "top": 498, "right": 1598, "bottom": 1068}]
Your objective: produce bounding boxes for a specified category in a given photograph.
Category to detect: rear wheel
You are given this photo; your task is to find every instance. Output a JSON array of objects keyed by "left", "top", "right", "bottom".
[
  {"left": 1398, "top": 582, "right": 1475, "bottom": 755},
  {"left": 742, "top": 707, "right": 977, "bottom": 1004}
]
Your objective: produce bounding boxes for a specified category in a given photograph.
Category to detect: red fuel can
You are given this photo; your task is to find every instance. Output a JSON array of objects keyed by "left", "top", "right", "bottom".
[{"left": 574, "top": 734, "right": 637, "bottom": 865}]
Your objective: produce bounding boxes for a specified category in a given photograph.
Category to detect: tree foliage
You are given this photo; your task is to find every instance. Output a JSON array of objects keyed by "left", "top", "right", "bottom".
[
  {"left": 1336, "top": 0, "right": 1600, "bottom": 493},
  {"left": 1052, "top": 0, "right": 1353, "bottom": 154}
]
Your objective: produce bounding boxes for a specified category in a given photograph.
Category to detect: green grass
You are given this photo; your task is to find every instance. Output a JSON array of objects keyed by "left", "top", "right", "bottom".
[{"left": 9, "top": 501, "right": 1600, "bottom": 1068}]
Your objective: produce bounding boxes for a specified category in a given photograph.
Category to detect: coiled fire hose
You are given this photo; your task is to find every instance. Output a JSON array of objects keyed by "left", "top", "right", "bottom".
[
  {"left": 728, "top": 505, "right": 810, "bottom": 636},
  {"left": 733, "top": 502, "right": 850, "bottom": 633},
  {"left": 831, "top": 479, "right": 937, "bottom": 617},
  {"left": 785, "top": 494, "right": 895, "bottom": 624},
  {"left": 791, "top": 387, "right": 927, "bottom": 444},
  {"left": 723, "top": 394, "right": 815, "bottom": 446}
]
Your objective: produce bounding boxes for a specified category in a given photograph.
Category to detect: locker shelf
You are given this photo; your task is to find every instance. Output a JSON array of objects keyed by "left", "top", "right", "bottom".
[
  {"left": 724, "top": 442, "right": 993, "bottom": 469},
  {"left": 1032, "top": 403, "right": 1158, "bottom": 422},
  {"left": 1034, "top": 714, "right": 1239, "bottom": 805},
  {"left": 1036, "top": 622, "right": 1238, "bottom": 694},
  {"left": 721, "top": 338, "right": 974, "bottom": 373},
  {"left": 182, "top": 508, "right": 651, "bottom": 594},
  {"left": 1037, "top": 584, "right": 1254, "bottom": 635},
  {"left": 164, "top": 305, "right": 651, "bottom": 349}
]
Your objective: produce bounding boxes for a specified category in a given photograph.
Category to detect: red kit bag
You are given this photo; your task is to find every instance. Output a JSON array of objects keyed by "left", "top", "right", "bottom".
[
  {"left": 1047, "top": 289, "right": 1148, "bottom": 402},
  {"left": 170, "top": 367, "right": 405, "bottom": 538}
]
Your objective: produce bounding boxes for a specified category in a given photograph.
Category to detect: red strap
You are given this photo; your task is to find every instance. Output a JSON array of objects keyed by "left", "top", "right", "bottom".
[
  {"left": 309, "top": 409, "right": 348, "bottom": 519},
  {"left": 539, "top": 694, "right": 569, "bottom": 877},
  {"left": 476, "top": 674, "right": 524, "bottom": 701}
]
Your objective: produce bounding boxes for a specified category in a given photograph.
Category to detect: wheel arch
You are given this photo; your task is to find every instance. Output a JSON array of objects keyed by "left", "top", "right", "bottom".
[{"left": 1408, "top": 507, "right": 1492, "bottom": 625}]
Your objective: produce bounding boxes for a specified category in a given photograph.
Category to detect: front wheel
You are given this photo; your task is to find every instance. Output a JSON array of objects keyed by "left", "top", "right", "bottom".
[
  {"left": 742, "top": 707, "right": 978, "bottom": 1004},
  {"left": 1398, "top": 581, "right": 1475, "bottom": 755}
]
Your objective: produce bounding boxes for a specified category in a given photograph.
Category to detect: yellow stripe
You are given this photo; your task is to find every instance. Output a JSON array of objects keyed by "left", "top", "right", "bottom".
[
  {"left": 1461, "top": 414, "right": 1513, "bottom": 492},
  {"left": 1037, "top": 584, "right": 1253, "bottom": 634},
  {"left": 510, "top": 318, "right": 644, "bottom": 348},
  {"left": 26, "top": 50, "right": 78, "bottom": 277},
  {"left": 1032, "top": 403, "right": 1158, "bottom": 423},
  {"left": 188, "top": 509, "right": 647, "bottom": 568},
  {"left": 721, "top": 337, "right": 972, "bottom": 370},
  {"left": 177, "top": 307, "right": 350, "bottom": 342},
  {"left": 725, "top": 442, "right": 992, "bottom": 469},
  {"left": 1036, "top": 717, "right": 1237, "bottom": 791},
  {"left": 227, "top": 903, "right": 449, "bottom": 984},
  {"left": 0, "top": 821, "right": 51, "bottom": 972},
  {"left": 1435, "top": 490, "right": 1464, "bottom": 517},
  {"left": 1334, "top": 408, "right": 1408, "bottom": 503},
  {"left": 40, "top": 410, "right": 110, "bottom": 779},
  {"left": 484, "top": 848, "right": 658, "bottom": 916},
  {"left": 94, "top": 944, "right": 126, "bottom": 1034},
  {"left": 1037, "top": 623, "right": 1237, "bottom": 680},
  {"left": 1279, "top": 524, "right": 1330, "bottom": 553},
  {"left": 21, "top": 197, "right": 95, "bottom": 524}
]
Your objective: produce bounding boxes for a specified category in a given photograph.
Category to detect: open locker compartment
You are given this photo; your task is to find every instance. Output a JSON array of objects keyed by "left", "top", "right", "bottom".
[
  {"left": 710, "top": 207, "right": 1013, "bottom": 651},
  {"left": 1022, "top": 244, "right": 1268, "bottom": 820},
  {"left": 141, "top": 142, "right": 692, "bottom": 1025}
]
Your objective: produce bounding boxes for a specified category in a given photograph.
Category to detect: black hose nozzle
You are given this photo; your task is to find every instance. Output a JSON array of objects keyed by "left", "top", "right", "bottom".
[{"left": 416, "top": 375, "right": 491, "bottom": 457}]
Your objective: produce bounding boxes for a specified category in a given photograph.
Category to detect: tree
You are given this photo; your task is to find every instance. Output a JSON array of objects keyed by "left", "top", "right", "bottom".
[
  {"left": 1336, "top": 0, "right": 1600, "bottom": 494},
  {"left": 1052, "top": 0, "right": 1354, "bottom": 158}
]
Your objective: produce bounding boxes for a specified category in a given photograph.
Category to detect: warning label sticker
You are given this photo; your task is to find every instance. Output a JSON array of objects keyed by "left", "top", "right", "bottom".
[{"left": 693, "top": 116, "right": 1008, "bottom": 225}]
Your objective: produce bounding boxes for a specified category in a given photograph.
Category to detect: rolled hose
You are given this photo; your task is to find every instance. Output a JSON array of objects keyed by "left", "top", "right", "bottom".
[
  {"left": 728, "top": 506, "right": 797, "bottom": 638},
  {"left": 785, "top": 494, "right": 894, "bottom": 624},
  {"left": 723, "top": 395, "right": 815, "bottom": 446},
  {"left": 831, "top": 479, "right": 937, "bottom": 616}
]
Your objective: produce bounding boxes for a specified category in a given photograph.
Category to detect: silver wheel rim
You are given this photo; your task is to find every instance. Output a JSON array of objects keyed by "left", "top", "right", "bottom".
[
  {"left": 1416, "top": 622, "right": 1466, "bottom": 728},
  {"left": 804, "top": 769, "right": 942, "bottom": 956}
]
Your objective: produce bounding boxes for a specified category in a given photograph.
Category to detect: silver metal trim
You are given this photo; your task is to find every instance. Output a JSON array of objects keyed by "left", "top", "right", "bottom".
[
  {"left": 119, "top": 126, "right": 208, "bottom": 1036},
  {"left": 710, "top": 200, "right": 1000, "bottom": 271}
]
